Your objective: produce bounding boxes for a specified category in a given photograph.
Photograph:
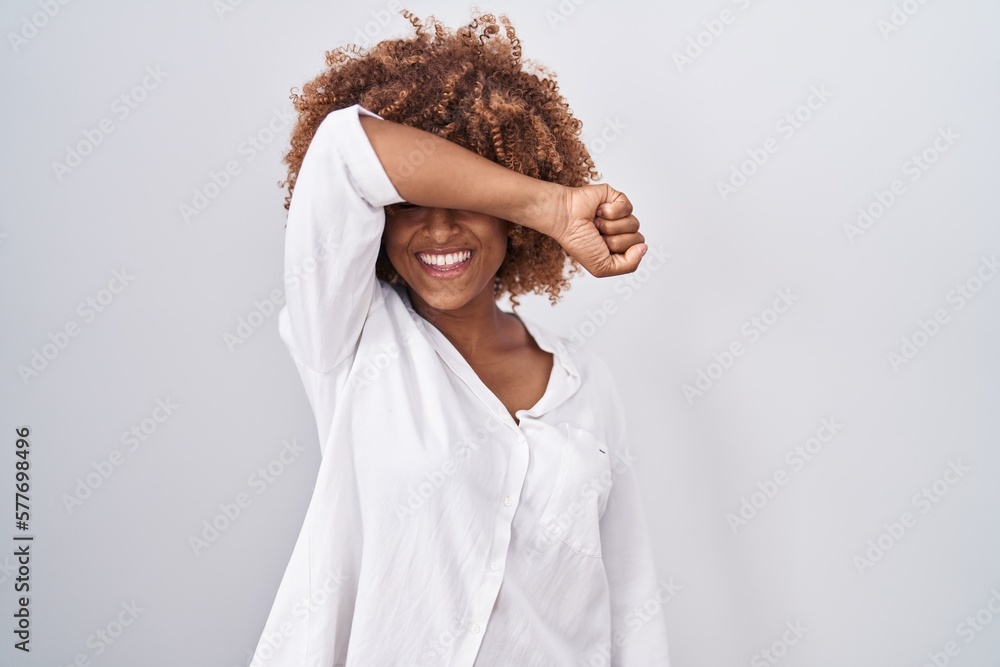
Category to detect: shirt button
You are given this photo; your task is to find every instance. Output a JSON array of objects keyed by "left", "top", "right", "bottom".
[
  {"left": 518, "top": 435, "right": 526, "bottom": 444},
  {"left": 489, "top": 561, "right": 499, "bottom": 572},
  {"left": 470, "top": 623, "right": 481, "bottom": 634},
  {"left": 503, "top": 496, "right": 513, "bottom": 507}
]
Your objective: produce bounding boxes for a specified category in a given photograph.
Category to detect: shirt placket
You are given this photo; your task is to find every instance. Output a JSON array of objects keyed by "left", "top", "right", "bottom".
[{"left": 407, "top": 309, "right": 581, "bottom": 666}]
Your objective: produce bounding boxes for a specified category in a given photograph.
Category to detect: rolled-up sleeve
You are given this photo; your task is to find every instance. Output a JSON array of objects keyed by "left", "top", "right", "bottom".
[{"left": 277, "top": 103, "right": 405, "bottom": 375}]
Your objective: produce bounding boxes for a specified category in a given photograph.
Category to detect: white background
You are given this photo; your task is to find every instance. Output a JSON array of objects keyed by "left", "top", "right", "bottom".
[{"left": 2, "top": 0, "right": 999, "bottom": 665}]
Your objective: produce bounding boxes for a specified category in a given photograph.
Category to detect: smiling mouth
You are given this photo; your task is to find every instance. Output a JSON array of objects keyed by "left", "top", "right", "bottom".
[{"left": 416, "top": 249, "right": 473, "bottom": 273}]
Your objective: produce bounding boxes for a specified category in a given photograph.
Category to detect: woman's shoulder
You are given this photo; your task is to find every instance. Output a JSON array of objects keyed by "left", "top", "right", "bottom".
[
  {"left": 566, "top": 342, "right": 623, "bottom": 401},
  {"left": 514, "top": 311, "right": 626, "bottom": 406},
  {"left": 560, "top": 340, "right": 629, "bottom": 448}
]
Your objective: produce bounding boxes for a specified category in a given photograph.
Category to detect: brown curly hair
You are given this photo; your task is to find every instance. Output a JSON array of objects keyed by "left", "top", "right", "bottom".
[{"left": 279, "top": 8, "right": 601, "bottom": 307}]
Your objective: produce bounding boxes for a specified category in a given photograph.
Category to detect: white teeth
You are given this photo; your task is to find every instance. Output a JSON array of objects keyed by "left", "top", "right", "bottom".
[{"left": 418, "top": 250, "right": 471, "bottom": 268}]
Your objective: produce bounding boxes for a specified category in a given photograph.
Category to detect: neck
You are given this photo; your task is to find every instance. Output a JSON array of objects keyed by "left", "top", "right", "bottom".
[{"left": 406, "top": 284, "right": 517, "bottom": 361}]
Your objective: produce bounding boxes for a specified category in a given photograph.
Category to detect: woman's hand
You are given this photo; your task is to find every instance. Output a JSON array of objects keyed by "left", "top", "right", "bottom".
[{"left": 550, "top": 184, "right": 648, "bottom": 278}]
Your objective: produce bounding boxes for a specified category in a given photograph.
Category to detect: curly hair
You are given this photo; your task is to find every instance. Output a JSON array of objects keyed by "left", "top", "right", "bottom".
[{"left": 279, "top": 8, "right": 601, "bottom": 307}]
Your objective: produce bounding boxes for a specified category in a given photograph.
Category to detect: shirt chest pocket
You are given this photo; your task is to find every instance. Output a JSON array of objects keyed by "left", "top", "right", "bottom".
[{"left": 538, "top": 424, "right": 613, "bottom": 558}]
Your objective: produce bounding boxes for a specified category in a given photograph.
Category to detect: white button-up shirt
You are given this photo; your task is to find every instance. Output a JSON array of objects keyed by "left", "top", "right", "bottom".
[{"left": 252, "top": 104, "right": 671, "bottom": 666}]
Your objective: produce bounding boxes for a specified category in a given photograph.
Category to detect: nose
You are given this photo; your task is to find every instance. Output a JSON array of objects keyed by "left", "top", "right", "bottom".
[{"left": 424, "top": 207, "right": 463, "bottom": 241}]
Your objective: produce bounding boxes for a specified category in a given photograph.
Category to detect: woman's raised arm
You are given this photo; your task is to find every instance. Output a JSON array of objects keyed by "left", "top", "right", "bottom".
[
  {"left": 278, "top": 104, "right": 406, "bottom": 375},
  {"left": 359, "top": 115, "right": 648, "bottom": 278}
]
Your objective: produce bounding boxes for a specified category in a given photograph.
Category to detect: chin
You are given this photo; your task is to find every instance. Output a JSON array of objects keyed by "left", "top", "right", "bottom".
[
  {"left": 391, "top": 255, "right": 497, "bottom": 312},
  {"left": 413, "top": 287, "right": 475, "bottom": 312}
]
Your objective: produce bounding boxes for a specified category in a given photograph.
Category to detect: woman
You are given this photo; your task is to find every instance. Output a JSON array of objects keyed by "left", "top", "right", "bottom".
[{"left": 252, "top": 9, "right": 670, "bottom": 666}]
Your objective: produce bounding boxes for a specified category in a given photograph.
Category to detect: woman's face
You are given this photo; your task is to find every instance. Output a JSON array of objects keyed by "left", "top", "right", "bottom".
[{"left": 382, "top": 204, "right": 509, "bottom": 312}]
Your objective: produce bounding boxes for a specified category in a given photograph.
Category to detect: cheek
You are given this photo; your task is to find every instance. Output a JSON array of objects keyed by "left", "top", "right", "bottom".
[
  {"left": 490, "top": 241, "right": 506, "bottom": 264},
  {"left": 487, "top": 228, "right": 509, "bottom": 264},
  {"left": 381, "top": 222, "right": 407, "bottom": 259}
]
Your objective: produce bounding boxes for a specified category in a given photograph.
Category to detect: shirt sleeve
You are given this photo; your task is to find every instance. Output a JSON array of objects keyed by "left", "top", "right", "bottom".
[
  {"left": 277, "top": 103, "right": 406, "bottom": 375},
  {"left": 599, "top": 371, "right": 673, "bottom": 666}
]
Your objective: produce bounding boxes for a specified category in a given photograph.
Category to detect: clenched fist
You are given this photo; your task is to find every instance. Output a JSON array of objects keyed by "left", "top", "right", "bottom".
[{"left": 549, "top": 184, "right": 647, "bottom": 278}]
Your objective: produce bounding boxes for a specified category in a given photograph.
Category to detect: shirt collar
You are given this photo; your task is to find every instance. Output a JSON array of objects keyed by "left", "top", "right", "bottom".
[
  {"left": 508, "top": 310, "right": 579, "bottom": 379},
  {"left": 393, "top": 284, "right": 581, "bottom": 423}
]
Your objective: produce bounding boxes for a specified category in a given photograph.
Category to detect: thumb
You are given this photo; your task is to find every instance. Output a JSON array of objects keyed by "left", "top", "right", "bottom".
[{"left": 606, "top": 242, "right": 648, "bottom": 276}]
